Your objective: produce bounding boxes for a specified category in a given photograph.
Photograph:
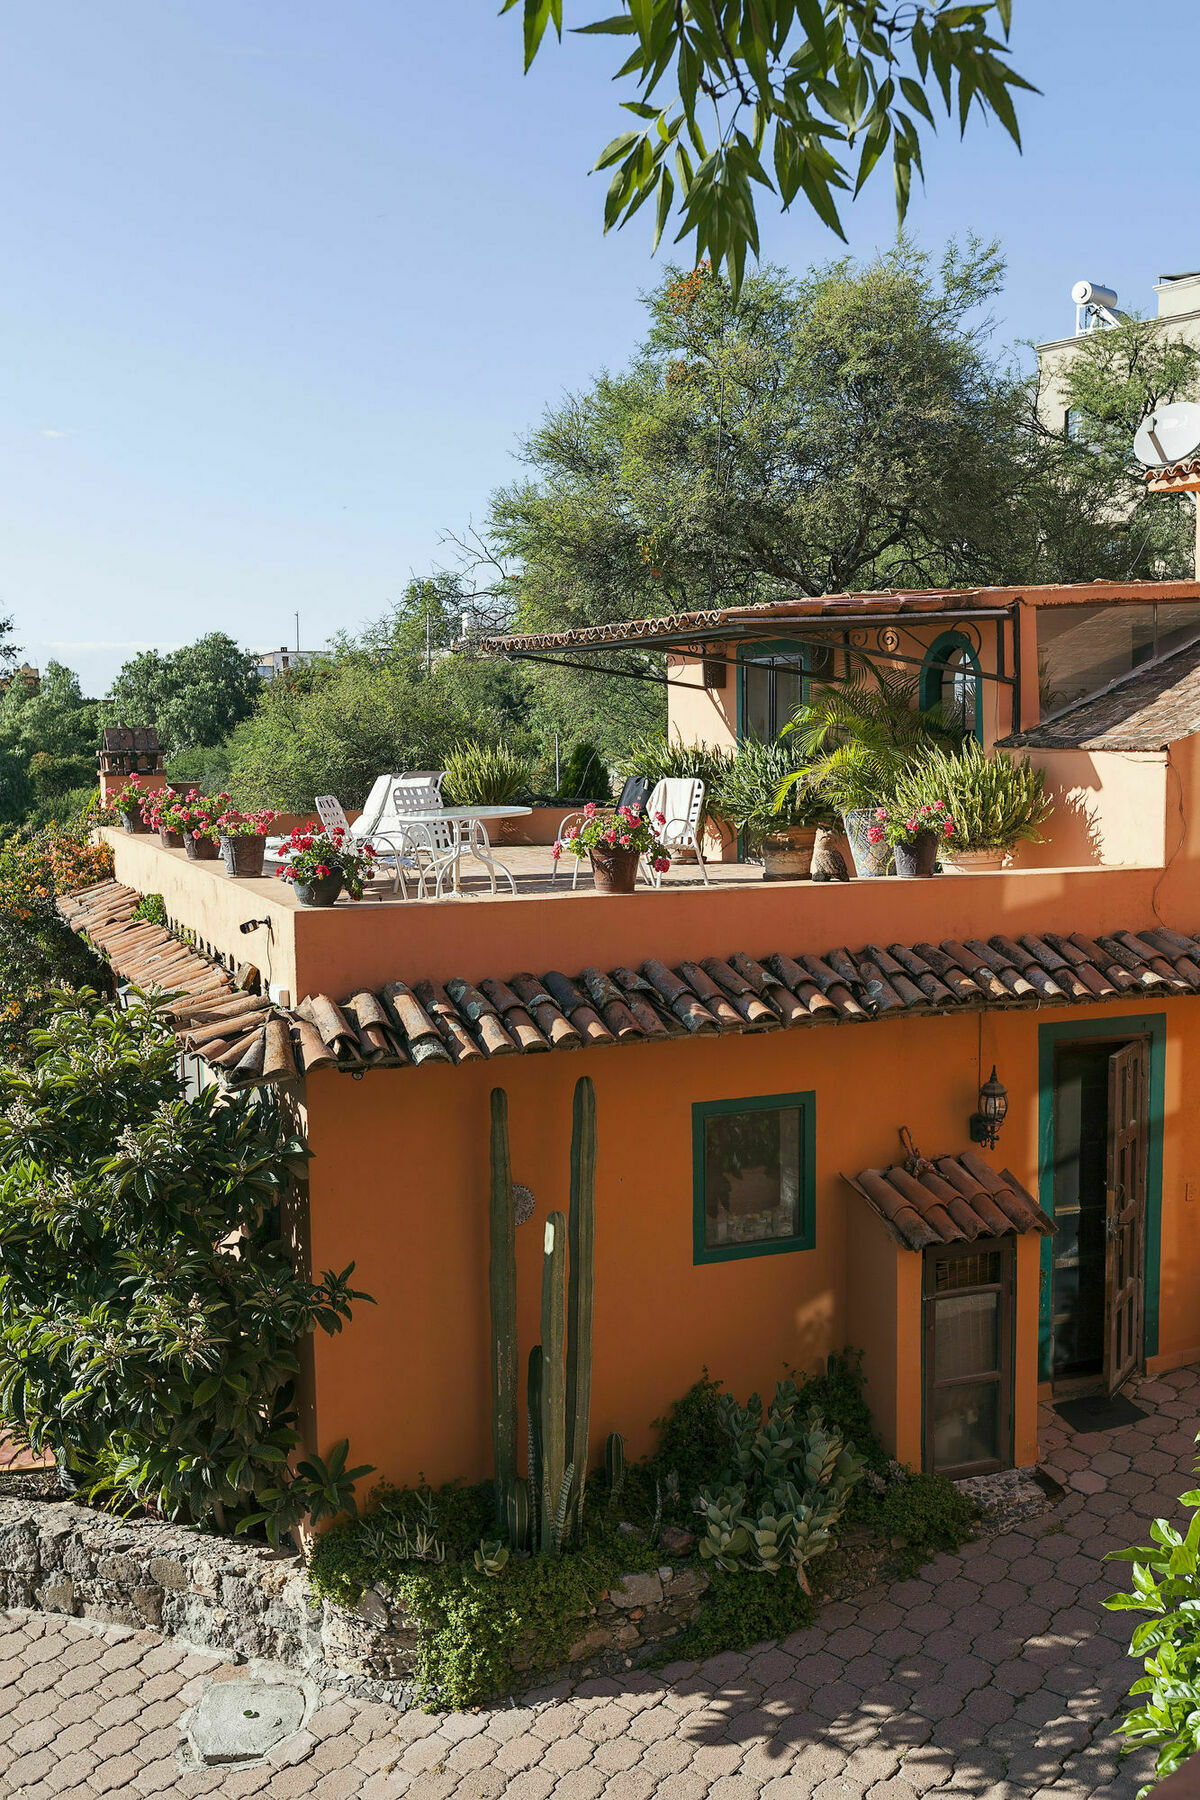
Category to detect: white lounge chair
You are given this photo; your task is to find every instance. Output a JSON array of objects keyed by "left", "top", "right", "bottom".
[{"left": 642, "top": 777, "right": 709, "bottom": 887}]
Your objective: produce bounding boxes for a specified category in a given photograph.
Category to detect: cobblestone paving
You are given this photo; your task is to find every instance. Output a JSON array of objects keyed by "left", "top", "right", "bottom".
[{"left": 2, "top": 1367, "right": 1197, "bottom": 1800}]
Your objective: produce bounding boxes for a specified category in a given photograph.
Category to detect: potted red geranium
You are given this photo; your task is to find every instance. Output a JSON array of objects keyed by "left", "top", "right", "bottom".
[
  {"left": 216, "top": 807, "right": 278, "bottom": 878},
  {"left": 552, "top": 800, "right": 669, "bottom": 894},
  {"left": 277, "top": 825, "right": 377, "bottom": 906},
  {"left": 112, "top": 777, "right": 151, "bottom": 834},
  {"left": 872, "top": 800, "right": 956, "bottom": 879},
  {"left": 170, "top": 789, "right": 224, "bottom": 861},
  {"left": 150, "top": 793, "right": 185, "bottom": 848}
]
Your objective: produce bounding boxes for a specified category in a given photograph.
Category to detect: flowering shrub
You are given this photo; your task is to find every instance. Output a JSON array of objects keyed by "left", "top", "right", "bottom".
[
  {"left": 553, "top": 801, "right": 670, "bottom": 874},
  {"left": 277, "top": 825, "right": 377, "bottom": 898},
  {"left": 868, "top": 800, "right": 956, "bottom": 849},
  {"left": 215, "top": 806, "right": 277, "bottom": 838},
  {"left": 0, "top": 822, "right": 113, "bottom": 925}
]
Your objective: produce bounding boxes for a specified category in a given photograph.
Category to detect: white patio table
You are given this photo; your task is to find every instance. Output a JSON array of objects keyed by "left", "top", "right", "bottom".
[{"left": 382, "top": 805, "right": 532, "bottom": 898}]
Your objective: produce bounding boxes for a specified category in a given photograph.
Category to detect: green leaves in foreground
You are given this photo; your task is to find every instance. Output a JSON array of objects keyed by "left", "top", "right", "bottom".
[
  {"left": 502, "top": 2, "right": 1035, "bottom": 290},
  {"left": 1105, "top": 1477, "right": 1200, "bottom": 1792}
]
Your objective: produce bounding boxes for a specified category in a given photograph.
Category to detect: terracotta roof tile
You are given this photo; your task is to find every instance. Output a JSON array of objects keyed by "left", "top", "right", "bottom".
[
  {"left": 1000, "top": 634, "right": 1200, "bottom": 751},
  {"left": 57, "top": 882, "right": 1200, "bottom": 1090},
  {"left": 843, "top": 1152, "right": 1054, "bottom": 1251}
]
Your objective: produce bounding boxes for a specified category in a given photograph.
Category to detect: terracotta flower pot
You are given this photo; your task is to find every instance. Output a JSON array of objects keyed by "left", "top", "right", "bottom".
[
  {"left": 158, "top": 827, "right": 183, "bottom": 849},
  {"left": 893, "top": 831, "right": 939, "bottom": 878},
  {"left": 220, "top": 833, "right": 267, "bottom": 878},
  {"left": 759, "top": 826, "right": 818, "bottom": 880},
  {"left": 293, "top": 873, "right": 343, "bottom": 907},
  {"left": 120, "top": 813, "right": 150, "bottom": 835},
  {"left": 841, "top": 809, "right": 893, "bottom": 878},
  {"left": 588, "top": 844, "right": 639, "bottom": 894},
  {"left": 184, "top": 834, "right": 219, "bottom": 861},
  {"left": 942, "top": 847, "right": 1009, "bottom": 873}
]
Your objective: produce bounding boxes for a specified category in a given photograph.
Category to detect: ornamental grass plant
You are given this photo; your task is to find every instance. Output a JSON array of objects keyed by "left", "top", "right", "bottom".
[
  {"left": 892, "top": 740, "right": 1050, "bottom": 851},
  {"left": 442, "top": 740, "right": 533, "bottom": 806},
  {"left": 711, "top": 737, "right": 834, "bottom": 846}
]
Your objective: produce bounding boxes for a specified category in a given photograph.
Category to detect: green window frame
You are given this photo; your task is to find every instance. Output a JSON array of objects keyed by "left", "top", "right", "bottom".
[
  {"left": 736, "top": 640, "right": 811, "bottom": 743},
  {"left": 919, "top": 630, "right": 983, "bottom": 742},
  {"left": 692, "top": 1089, "right": 817, "bottom": 1264}
]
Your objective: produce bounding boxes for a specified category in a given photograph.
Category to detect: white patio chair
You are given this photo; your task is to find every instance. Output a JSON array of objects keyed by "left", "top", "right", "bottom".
[
  {"left": 641, "top": 777, "right": 710, "bottom": 888},
  {"left": 386, "top": 775, "right": 454, "bottom": 895},
  {"left": 314, "top": 790, "right": 411, "bottom": 899}
]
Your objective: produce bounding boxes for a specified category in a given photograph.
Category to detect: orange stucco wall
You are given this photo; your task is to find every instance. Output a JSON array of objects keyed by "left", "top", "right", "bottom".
[{"left": 300, "top": 988, "right": 1200, "bottom": 1489}]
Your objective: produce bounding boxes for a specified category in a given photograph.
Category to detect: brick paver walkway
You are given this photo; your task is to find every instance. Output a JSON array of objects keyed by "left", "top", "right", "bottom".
[{"left": 2, "top": 1366, "right": 1196, "bottom": 1800}]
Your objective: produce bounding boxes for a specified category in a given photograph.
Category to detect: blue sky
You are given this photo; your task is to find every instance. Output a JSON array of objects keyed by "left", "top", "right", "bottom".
[{"left": 1, "top": 1, "right": 1197, "bottom": 695}]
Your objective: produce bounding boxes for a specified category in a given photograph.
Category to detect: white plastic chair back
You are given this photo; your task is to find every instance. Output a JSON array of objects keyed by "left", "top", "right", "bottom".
[
  {"left": 314, "top": 794, "right": 351, "bottom": 836},
  {"left": 647, "top": 778, "right": 705, "bottom": 848},
  {"left": 392, "top": 778, "right": 443, "bottom": 816}
]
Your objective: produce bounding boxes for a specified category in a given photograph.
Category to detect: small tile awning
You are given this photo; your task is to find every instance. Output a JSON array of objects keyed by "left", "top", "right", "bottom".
[
  {"left": 842, "top": 1153, "right": 1054, "bottom": 1251},
  {"left": 58, "top": 877, "right": 1200, "bottom": 1091}
]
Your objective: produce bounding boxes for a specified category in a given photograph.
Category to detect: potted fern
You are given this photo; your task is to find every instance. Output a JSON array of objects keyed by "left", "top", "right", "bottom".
[
  {"left": 712, "top": 739, "right": 834, "bottom": 879},
  {"left": 893, "top": 742, "right": 1051, "bottom": 870},
  {"left": 779, "top": 673, "right": 966, "bottom": 878}
]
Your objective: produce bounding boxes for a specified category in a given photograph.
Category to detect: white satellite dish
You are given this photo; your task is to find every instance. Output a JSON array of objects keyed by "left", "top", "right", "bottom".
[{"left": 1133, "top": 401, "right": 1200, "bottom": 469}]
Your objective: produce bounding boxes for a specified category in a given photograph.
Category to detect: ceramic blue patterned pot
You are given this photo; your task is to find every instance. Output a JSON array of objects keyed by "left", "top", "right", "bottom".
[{"left": 841, "top": 809, "right": 893, "bottom": 878}]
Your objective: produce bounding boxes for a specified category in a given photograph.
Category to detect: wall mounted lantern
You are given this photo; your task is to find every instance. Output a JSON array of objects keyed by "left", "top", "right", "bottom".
[{"left": 969, "top": 1065, "right": 1008, "bottom": 1149}]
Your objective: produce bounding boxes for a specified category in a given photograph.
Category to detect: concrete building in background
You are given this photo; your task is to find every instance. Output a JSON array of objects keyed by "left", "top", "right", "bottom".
[{"left": 1037, "top": 270, "right": 1200, "bottom": 436}]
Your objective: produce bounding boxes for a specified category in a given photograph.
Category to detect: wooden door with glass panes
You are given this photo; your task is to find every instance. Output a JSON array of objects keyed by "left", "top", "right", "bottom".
[
  {"left": 1105, "top": 1041, "right": 1148, "bottom": 1395},
  {"left": 922, "top": 1241, "right": 1014, "bottom": 1478}
]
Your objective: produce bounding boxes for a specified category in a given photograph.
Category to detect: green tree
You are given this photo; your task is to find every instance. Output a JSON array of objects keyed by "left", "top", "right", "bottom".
[
  {"left": 107, "top": 633, "right": 261, "bottom": 758},
  {"left": 495, "top": 244, "right": 1112, "bottom": 633},
  {"left": 0, "top": 661, "right": 103, "bottom": 822},
  {"left": 505, "top": 1, "right": 1031, "bottom": 288},
  {"left": 228, "top": 620, "right": 535, "bottom": 811}
]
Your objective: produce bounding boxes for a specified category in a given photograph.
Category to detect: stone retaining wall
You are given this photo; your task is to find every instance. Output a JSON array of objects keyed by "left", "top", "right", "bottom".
[{"left": 0, "top": 1496, "right": 710, "bottom": 1703}]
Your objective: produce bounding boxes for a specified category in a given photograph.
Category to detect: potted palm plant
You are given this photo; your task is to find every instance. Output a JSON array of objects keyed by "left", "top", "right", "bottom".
[
  {"left": 712, "top": 738, "right": 834, "bottom": 879},
  {"left": 894, "top": 741, "right": 1051, "bottom": 870},
  {"left": 779, "top": 673, "right": 966, "bottom": 878}
]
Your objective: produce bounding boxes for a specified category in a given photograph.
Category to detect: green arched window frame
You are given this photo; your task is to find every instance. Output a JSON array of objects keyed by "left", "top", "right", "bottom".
[{"left": 919, "top": 630, "right": 983, "bottom": 743}]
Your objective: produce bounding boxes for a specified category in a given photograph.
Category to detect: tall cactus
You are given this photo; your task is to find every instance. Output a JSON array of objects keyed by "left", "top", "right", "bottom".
[
  {"left": 489, "top": 1088, "right": 518, "bottom": 1527},
  {"left": 565, "top": 1076, "right": 596, "bottom": 1536},
  {"left": 527, "top": 1345, "right": 543, "bottom": 1547},
  {"left": 539, "top": 1213, "right": 567, "bottom": 1552}
]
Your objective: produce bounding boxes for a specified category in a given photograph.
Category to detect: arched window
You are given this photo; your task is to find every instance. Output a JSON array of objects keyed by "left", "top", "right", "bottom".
[{"left": 920, "top": 631, "right": 983, "bottom": 742}]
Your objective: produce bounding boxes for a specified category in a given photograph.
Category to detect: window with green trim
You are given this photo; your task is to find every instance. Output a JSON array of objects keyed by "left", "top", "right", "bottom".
[
  {"left": 692, "top": 1091, "right": 816, "bottom": 1263},
  {"left": 920, "top": 631, "right": 983, "bottom": 742}
]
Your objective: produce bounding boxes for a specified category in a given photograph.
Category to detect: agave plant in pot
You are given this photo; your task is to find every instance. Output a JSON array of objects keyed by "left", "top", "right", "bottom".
[
  {"left": 713, "top": 738, "right": 833, "bottom": 879},
  {"left": 552, "top": 801, "right": 668, "bottom": 894},
  {"left": 895, "top": 742, "right": 1051, "bottom": 871},
  {"left": 216, "top": 806, "right": 278, "bottom": 878},
  {"left": 277, "top": 825, "right": 378, "bottom": 906},
  {"left": 781, "top": 673, "right": 966, "bottom": 878}
]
